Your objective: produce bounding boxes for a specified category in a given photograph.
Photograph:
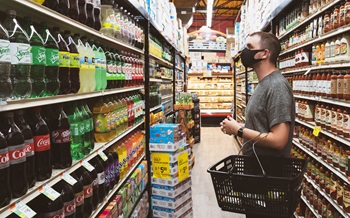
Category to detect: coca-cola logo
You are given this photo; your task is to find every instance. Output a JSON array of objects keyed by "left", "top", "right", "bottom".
[
  {"left": 0, "top": 152, "right": 9, "bottom": 167},
  {"left": 37, "top": 138, "right": 50, "bottom": 147},
  {"left": 12, "top": 149, "right": 26, "bottom": 160},
  {"left": 64, "top": 200, "right": 76, "bottom": 215},
  {"left": 75, "top": 192, "right": 84, "bottom": 206},
  {"left": 35, "top": 134, "right": 51, "bottom": 152},
  {"left": 84, "top": 184, "right": 93, "bottom": 198},
  {"left": 24, "top": 143, "right": 34, "bottom": 154}
]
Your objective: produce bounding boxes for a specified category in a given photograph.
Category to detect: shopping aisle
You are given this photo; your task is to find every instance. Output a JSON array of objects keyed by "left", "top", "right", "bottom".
[{"left": 192, "top": 127, "right": 245, "bottom": 218}]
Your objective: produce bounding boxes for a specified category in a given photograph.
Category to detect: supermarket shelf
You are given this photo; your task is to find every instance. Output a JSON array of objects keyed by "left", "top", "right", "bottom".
[
  {"left": 248, "top": 81, "right": 259, "bottom": 84},
  {"left": 0, "top": 86, "right": 144, "bottom": 112},
  {"left": 293, "top": 139, "right": 350, "bottom": 185},
  {"left": 176, "top": 66, "right": 184, "bottom": 71},
  {"left": 281, "top": 63, "right": 350, "bottom": 75},
  {"left": 294, "top": 94, "right": 350, "bottom": 108},
  {"left": 150, "top": 105, "right": 162, "bottom": 113},
  {"left": 201, "top": 109, "right": 232, "bottom": 116},
  {"left": 295, "top": 119, "right": 350, "bottom": 146},
  {"left": 0, "top": 121, "right": 144, "bottom": 217},
  {"left": 300, "top": 195, "right": 320, "bottom": 218},
  {"left": 280, "top": 25, "right": 350, "bottom": 56},
  {"left": 293, "top": 212, "right": 305, "bottom": 218},
  {"left": 237, "top": 115, "right": 246, "bottom": 121},
  {"left": 1, "top": 0, "right": 143, "bottom": 54},
  {"left": 150, "top": 53, "right": 173, "bottom": 68},
  {"left": 278, "top": 0, "right": 341, "bottom": 40},
  {"left": 161, "top": 94, "right": 173, "bottom": 99},
  {"left": 197, "top": 95, "right": 233, "bottom": 97},
  {"left": 199, "top": 101, "right": 232, "bottom": 103},
  {"left": 165, "top": 110, "right": 174, "bottom": 116},
  {"left": 128, "top": 186, "right": 148, "bottom": 218},
  {"left": 149, "top": 78, "right": 163, "bottom": 83},
  {"left": 160, "top": 77, "right": 173, "bottom": 81},
  {"left": 259, "top": 0, "right": 293, "bottom": 30},
  {"left": 188, "top": 88, "right": 233, "bottom": 91},
  {"left": 188, "top": 72, "right": 233, "bottom": 77},
  {"left": 304, "top": 175, "right": 350, "bottom": 218},
  {"left": 91, "top": 154, "right": 146, "bottom": 217},
  {"left": 237, "top": 104, "right": 242, "bottom": 109}
]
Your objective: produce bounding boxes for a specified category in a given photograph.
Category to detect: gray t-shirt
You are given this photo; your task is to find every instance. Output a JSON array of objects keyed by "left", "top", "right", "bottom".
[{"left": 242, "top": 70, "right": 295, "bottom": 157}]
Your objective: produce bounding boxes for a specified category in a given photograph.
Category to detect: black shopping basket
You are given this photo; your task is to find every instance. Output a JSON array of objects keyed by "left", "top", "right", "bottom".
[{"left": 207, "top": 155, "right": 307, "bottom": 217}]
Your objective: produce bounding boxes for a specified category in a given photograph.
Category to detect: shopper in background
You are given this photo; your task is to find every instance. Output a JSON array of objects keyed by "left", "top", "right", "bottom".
[{"left": 221, "top": 31, "right": 295, "bottom": 158}]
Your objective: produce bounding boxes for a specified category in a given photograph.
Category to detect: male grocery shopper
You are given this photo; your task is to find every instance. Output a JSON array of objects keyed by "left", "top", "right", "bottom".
[{"left": 220, "top": 31, "right": 295, "bottom": 158}]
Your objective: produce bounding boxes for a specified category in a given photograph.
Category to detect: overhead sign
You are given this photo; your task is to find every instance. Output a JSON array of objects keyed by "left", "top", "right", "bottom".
[{"left": 188, "top": 27, "right": 226, "bottom": 51}]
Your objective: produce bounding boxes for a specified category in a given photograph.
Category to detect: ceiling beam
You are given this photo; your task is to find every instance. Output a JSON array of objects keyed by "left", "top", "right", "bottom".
[{"left": 196, "top": 5, "right": 241, "bottom": 10}]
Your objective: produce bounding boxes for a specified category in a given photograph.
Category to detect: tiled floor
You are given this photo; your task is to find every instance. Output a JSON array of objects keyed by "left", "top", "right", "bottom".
[{"left": 192, "top": 127, "right": 245, "bottom": 218}]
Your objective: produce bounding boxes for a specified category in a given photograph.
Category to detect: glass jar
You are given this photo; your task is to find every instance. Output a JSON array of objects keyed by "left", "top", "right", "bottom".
[{"left": 333, "top": 5, "right": 340, "bottom": 29}]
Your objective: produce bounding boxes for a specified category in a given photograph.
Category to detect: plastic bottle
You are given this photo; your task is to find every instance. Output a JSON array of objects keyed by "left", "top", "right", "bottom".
[
  {"left": 74, "top": 34, "right": 88, "bottom": 93},
  {"left": 92, "top": 43, "right": 102, "bottom": 91},
  {"left": 96, "top": 153, "right": 110, "bottom": 193},
  {"left": 105, "top": 151, "right": 115, "bottom": 189},
  {"left": 53, "top": 27, "right": 71, "bottom": 95},
  {"left": 105, "top": 48, "right": 114, "bottom": 89},
  {"left": 40, "top": 23, "right": 60, "bottom": 96},
  {"left": 78, "top": 101, "right": 92, "bottom": 155},
  {"left": 23, "top": 18, "right": 46, "bottom": 98},
  {"left": 52, "top": 180, "right": 76, "bottom": 218},
  {"left": 105, "top": 96, "right": 116, "bottom": 139},
  {"left": 83, "top": 161, "right": 99, "bottom": 209},
  {"left": 93, "top": 0, "right": 102, "bottom": 30},
  {"left": 51, "top": 105, "right": 72, "bottom": 169},
  {"left": 75, "top": 166, "right": 93, "bottom": 217},
  {"left": 6, "top": 112, "right": 28, "bottom": 198},
  {"left": 113, "top": 4, "right": 122, "bottom": 40},
  {"left": 4, "top": 10, "right": 32, "bottom": 100},
  {"left": 68, "top": 0, "right": 79, "bottom": 20},
  {"left": 98, "top": 46, "right": 107, "bottom": 90},
  {"left": 83, "top": 101, "right": 94, "bottom": 150},
  {"left": 69, "top": 172, "right": 85, "bottom": 218},
  {"left": 29, "top": 194, "right": 64, "bottom": 217},
  {"left": 83, "top": 37, "right": 96, "bottom": 92},
  {"left": 78, "top": 0, "right": 87, "bottom": 24},
  {"left": 89, "top": 156, "right": 106, "bottom": 203},
  {"left": 14, "top": 110, "right": 36, "bottom": 188},
  {"left": 43, "top": 0, "right": 59, "bottom": 11},
  {"left": 65, "top": 102, "right": 84, "bottom": 160},
  {"left": 0, "top": 131, "right": 11, "bottom": 207},
  {"left": 100, "top": 0, "right": 115, "bottom": 37},
  {"left": 64, "top": 31, "right": 80, "bottom": 93},
  {"left": 93, "top": 97, "right": 111, "bottom": 142},
  {"left": 57, "top": 0, "right": 70, "bottom": 16},
  {"left": 86, "top": 0, "right": 95, "bottom": 28},
  {"left": 0, "top": 22, "right": 12, "bottom": 102}
]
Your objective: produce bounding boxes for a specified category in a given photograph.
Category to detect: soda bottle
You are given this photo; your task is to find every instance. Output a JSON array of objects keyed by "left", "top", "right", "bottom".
[
  {"left": 86, "top": 0, "right": 95, "bottom": 28},
  {"left": 64, "top": 30, "right": 80, "bottom": 93},
  {"left": 0, "top": 131, "right": 11, "bottom": 208},
  {"left": 110, "top": 151, "right": 119, "bottom": 185},
  {"left": 106, "top": 151, "right": 115, "bottom": 189},
  {"left": 91, "top": 42, "right": 101, "bottom": 91},
  {"left": 75, "top": 167, "right": 93, "bottom": 217},
  {"left": 105, "top": 97, "right": 115, "bottom": 139},
  {"left": 78, "top": 0, "right": 87, "bottom": 24},
  {"left": 65, "top": 102, "right": 84, "bottom": 160},
  {"left": 51, "top": 105, "right": 72, "bottom": 169},
  {"left": 98, "top": 46, "right": 107, "bottom": 90},
  {"left": 28, "top": 193, "right": 64, "bottom": 218},
  {"left": 5, "top": 112, "right": 27, "bottom": 198},
  {"left": 68, "top": 0, "right": 79, "bottom": 20},
  {"left": 113, "top": 4, "right": 122, "bottom": 40},
  {"left": 74, "top": 34, "right": 88, "bottom": 93},
  {"left": 53, "top": 27, "right": 71, "bottom": 95},
  {"left": 32, "top": 107, "right": 52, "bottom": 181},
  {"left": 100, "top": 0, "right": 115, "bottom": 37},
  {"left": 78, "top": 101, "right": 91, "bottom": 155},
  {"left": 83, "top": 101, "right": 94, "bottom": 150},
  {"left": 3, "top": 10, "right": 32, "bottom": 100},
  {"left": 43, "top": 0, "right": 59, "bottom": 11},
  {"left": 93, "top": 0, "right": 102, "bottom": 30},
  {"left": 113, "top": 95, "right": 122, "bottom": 135},
  {"left": 39, "top": 23, "right": 60, "bottom": 96},
  {"left": 105, "top": 48, "right": 114, "bottom": 89},
  {"left": 82, "top": 37, "right": 96, "bottom": 92},
  {"left": 57, "top": 0, "right": 70, "bottom": 16},
  {"left": 23, "top": 18, "right": 46, "bottom": 98},
  {"left": 0, "top": 22, "right": 12, "bottom": 102},
  {"left": 93, "top": 97, "right": 111, "bottom": 142},
  {"left": 96, "top": 153, "right": 110, "bottom": 193},
  {"left": 52, "top": 180, "right": 76, "bottom": 218},
  {"left": 14, "top": 110, "right": 36, "bottom": 188},
  {"left": 83, "top": 161, "right": 99, "bottom": 209},
  {"left": 69, "top": 172, "right": 85, "bottom": 218},
  {"left": 33, "top": 0, "right": 45, "bottom": 4},
  {"left": 89, "top": 156, "right": 106, "bottom": 203}
]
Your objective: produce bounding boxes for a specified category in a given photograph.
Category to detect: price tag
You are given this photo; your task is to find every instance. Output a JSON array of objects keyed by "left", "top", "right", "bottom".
[
  {"left": 152, "top": 153, "right": 171, "bottom": 179},
  {"left": 39, "top": 185, "right": 61, "bottom": 201},
  {"left": 10, "top": 201, "right": 36, "bottom": 218},
  {"left": 313, "top": 126, "right": 321, "bottom": 137},
  {"left": 178, "top": 152, "right": 190, "bottom": 182},
  {"left": 82, "top": 160, "right": 95, "bottom": 172},
  {"left": 62, "top": 173, "right": 78, "bottom": 186},
  {"left": 98, "top": 150, "right": 108, "bottom": 161}
]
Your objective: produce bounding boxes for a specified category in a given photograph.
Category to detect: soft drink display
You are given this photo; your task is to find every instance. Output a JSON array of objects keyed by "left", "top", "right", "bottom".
[
  {"left": 78, "top": 0, "right": 88, "bottom": 24},
  {"left": 89, "top": 156, "right": 106, "bottom": 204},
  {"left": 40, "top": 23, "right": 60, "bottom": 96},
  {"left": 69, "top": 172, "right": 85, "bottom": 218},
  {"left": 93, "top": 0, "right": 102, "bottom": 30},
  {"left": 23, "top": 18, "right": 46, "bottom": 98},
  {"left": 6, "top": 112, "right": 28, "bottom": 198},
  {"left": 65, "top": 102, "right": 84, "bottom": 160},
  {"left": 52, "top": 180, "right": 77, "bottom": 218},
  {"left": 68, "top": 0, "right": 79, "bottom": 21},
  {"left": 86, "top": 0, "right": 95, "bottom": 28},
  {"left": 92, "top": 43, "right": 102, "bottom": 91},
  {"left": 14, "top": 110, "right": 36, "bottom": 188},
  {"left": 106, "top": 150, "right": 115, "bottom": 189},
  {"left": 98, "top": 46, "right": 108, "bottom": 90},
  {"left": 43, "top": 0, "right": 59, "bottom": 11},
  {"left": 0, "top": 131, "right": 11, "bottom": 208},
  {"left": 58, "top": 0, "right": 70, "bottom": 16},
  {"left": 64, "top": 30, "right": 80, "bottom": 93},
  {"left": 97, "top": 153, "right": 110, "bottom": 193},
  {"left": 32, "top": 107, "right": 52, "bottom": 181},
  {"left": 75, "top": 166, "right": 93, "bottom": 217},
  {"left": 0, "top": 22, "right": 12, "bottom": 102},
  {"left": 3, "top": 10, "right": 32, "bottom": 100},
  {"left": 85, "top": 160, "right": 99, "bottom": 210},
  {"left": 28, "top": 193, "right": 64, "bottom": 217},
  {"left": 83, "top": 37, "right": 96, "bottom": 92},
  {"left": 78, "top": 101, "right": 92, "bottom": 155},
  {"left": 75, "top": 34, "right": 88, "bottom": 93},
  {"left": 93, "top": 97, "right": 111, "bottom": 142}
]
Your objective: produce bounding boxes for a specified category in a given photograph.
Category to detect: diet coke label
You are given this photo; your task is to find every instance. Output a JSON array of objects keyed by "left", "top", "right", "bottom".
[
  {"left": 43, "top": 208, "right": 64, "bottom": 218},
  {"left": 83, "top": 184, "right": 93, "bottom": 198},
  {"left": 75, "top": 191, "right": 84, "bottom": 206},
  {"left": 0, "top": 147, "right": 9, "bottom": 169},
  {"left": 52, "top": 129, "right": 71, "bottom": 144},
  {"left": 34, "top": 134, "right": 51, "bottom": 152},
  {"left": 24, "top": 139, "right": 34, "bottom": 157},
  {"left": 8, "top": 143, "right": 26, "bottom": 165},
  {"left": 64, "top": 199, "right": 76, "bottom": 216}
]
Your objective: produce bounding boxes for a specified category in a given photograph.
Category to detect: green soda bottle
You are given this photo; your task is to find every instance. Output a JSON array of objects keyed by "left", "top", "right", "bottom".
[
  {"left": 83, "top": 101, "right": 95, "bottom": 151},
  {"left": 65, "top": 102, "right": 84, "bottom": 160},
  {"left": 78, "top": 101, "right": 92, "bottom": 155}
]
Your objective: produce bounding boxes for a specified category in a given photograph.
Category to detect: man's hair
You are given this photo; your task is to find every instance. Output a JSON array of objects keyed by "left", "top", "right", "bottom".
[{"left": 249, "top": 31, "right": 281, "bottom": 64}]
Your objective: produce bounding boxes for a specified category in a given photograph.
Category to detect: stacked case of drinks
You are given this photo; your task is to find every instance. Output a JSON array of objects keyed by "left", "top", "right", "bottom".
[{"left": 149, "top": 124, "right": 193, "bottom": 218}]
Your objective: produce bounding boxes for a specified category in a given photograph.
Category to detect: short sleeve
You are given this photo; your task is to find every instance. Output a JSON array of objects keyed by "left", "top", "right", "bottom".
[{"left": 266, "top": 82, "right": 294, "bottom": 129}]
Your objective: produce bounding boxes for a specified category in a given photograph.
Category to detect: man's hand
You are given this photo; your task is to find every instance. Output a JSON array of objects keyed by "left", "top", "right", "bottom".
[{"left": 220, "top": 116, "right": 241, "bottom": 136}]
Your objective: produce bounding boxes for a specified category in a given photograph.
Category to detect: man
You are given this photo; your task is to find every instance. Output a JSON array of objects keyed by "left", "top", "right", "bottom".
[{"left": 221, "top": 31, "right": 295, "bottom": 158}]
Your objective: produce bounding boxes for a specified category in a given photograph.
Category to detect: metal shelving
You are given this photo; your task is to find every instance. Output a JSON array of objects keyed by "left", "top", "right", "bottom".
[
  {"left": 150, "top": 53, "right": 173, "bottom": 68},
  {"left": 294, "top": 94, "right": 350, "bottom": 108},
  {"left": 150, "top": 104, "right": 162, "bottom": 113},
  {"left": 300, "top": 195, "right": 321, "bottom": 218}
]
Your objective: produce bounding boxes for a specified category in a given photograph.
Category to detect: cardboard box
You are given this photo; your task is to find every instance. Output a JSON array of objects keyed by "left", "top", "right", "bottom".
[
  {"left": 150, "top": 138, "right": 186, "bottom": 152},
  {"left": 152, "top": 188, "right": 192, "bottom": 209},
  {"left": 153, "top": 198, "right": 192, "bottom": 218},
  {"left": 152, "top": 175, "right": 191, "bottom": 187},
  {"left": 152, "top": 178, "right": 192, "bottom": 198}
]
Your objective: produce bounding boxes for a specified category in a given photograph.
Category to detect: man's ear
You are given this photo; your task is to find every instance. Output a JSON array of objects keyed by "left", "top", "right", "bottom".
[{"left": 262, "top": 49, "right": 269, "bottom": 60}]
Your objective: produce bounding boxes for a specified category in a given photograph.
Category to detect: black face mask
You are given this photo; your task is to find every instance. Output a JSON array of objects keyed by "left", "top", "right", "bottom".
[{"left": 240, "top": 48, "right": 265, "bottom": 68}]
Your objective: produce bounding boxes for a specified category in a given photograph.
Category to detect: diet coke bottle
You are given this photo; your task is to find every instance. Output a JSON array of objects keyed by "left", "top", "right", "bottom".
[
  {"left": 53, "top": 180, "right": 76, "bottom": 218},
  {"left": 75, "top": 166, "right": 93, "bottom": 217},
  {"left": 0, "top": 131, "right": 11, "bottom": 207},
  {"left": 69, "top": 172, "right": 85, "bottom": 218}
]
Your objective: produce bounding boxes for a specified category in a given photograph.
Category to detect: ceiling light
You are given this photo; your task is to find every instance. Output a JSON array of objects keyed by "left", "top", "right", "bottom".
[{"left": 207, "top": 0, "right": 214, "bottom": 27}]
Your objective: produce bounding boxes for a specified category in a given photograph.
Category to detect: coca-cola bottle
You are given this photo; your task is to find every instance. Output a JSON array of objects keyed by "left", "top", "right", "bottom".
[
  {"left": 75, "top": 167, "right": 93, "bottom": 217},
  {"left": 86, "top": 0, "right": 95, "bottom": 28},
  {"left": 43, "top": 0, "right": 59, "bottom": 11},
  {"left": 14, "top": 110, "right": 36, "bottom": 188},
  {"left": 96, "top": 154, "right": 110, "bottom": 193},
  {"left": 57, "top": 0, "right": 70, "bottom": 16},
  {"left": 69, "top": 172, "right": 85, "bottom": 218},
  {"left": 78, "top": 0, "right": 87, "bottom": 24},
  {"left": 0, "top": 131, "right": 11, "bottom": 207},
  {"left": 6, "top": 112, "right": 28, "bottom": 198},
  {"left": 106, "top": 151, "right": 115, "bottom": 189},
  {"left": 28, "top": 193, "right": 64, "bottom": 218},
  {"left": 51, "top": 105, "right": 72, "bottom": 169},
  {"left": 111, "top": 151, "right": 119, "bottom": 185},
  {"left": 52, "top": 180, "right": 76, "bottom": 218},
  {"left": 32, "top": 107, "right": 52, "bottom": 181},
  {"left": 93, "top": 0, "right": 102, "bottom": 30},
  {"left": 83, "top": 162, "right": 99, "bottom": 210},
  {"left": 68, "top": 0, "right": 79, "bottom": 20},
  {"left": 89, "top": 156, "right": 105, "bottom": 203}
]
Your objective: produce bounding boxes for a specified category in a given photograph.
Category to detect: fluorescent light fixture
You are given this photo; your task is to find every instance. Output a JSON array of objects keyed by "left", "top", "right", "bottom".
[{"left": 206, "top": 0, "right": 214, "bottom": 27}]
